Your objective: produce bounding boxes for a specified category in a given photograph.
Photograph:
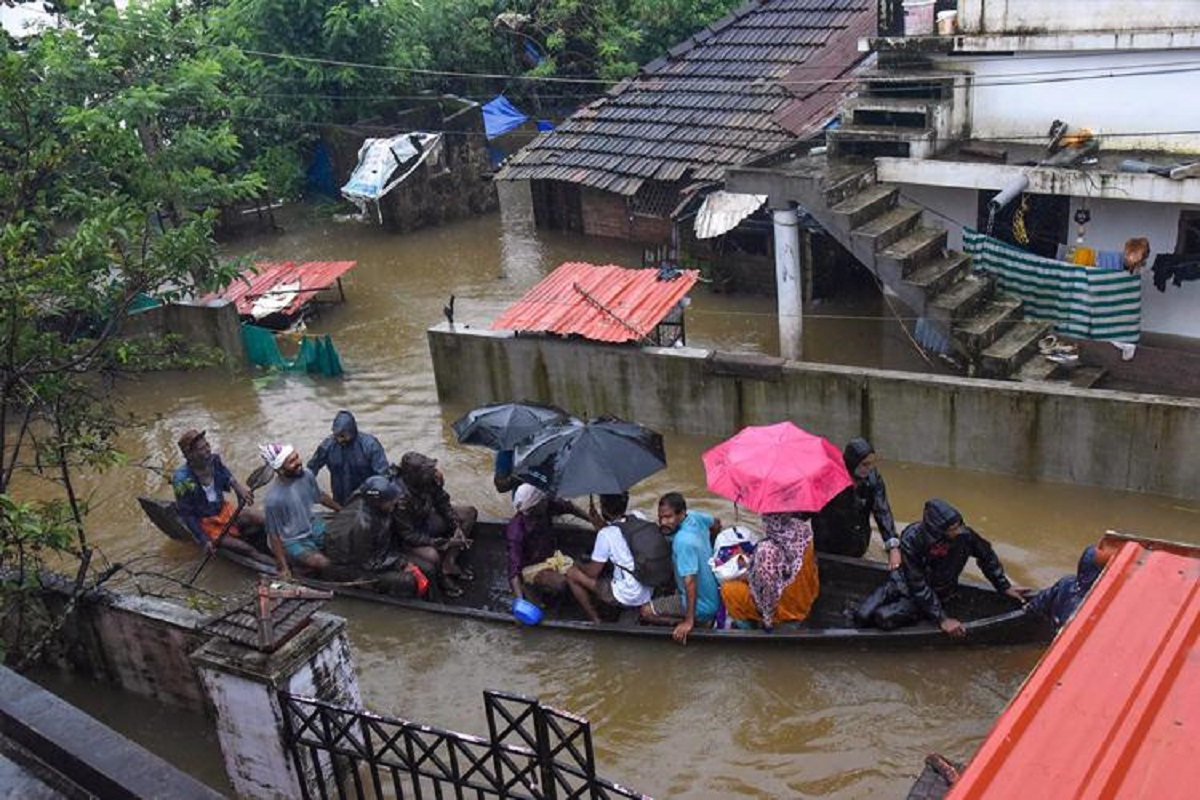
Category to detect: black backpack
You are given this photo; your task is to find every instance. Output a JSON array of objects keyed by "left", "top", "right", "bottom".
[{"left": 616, "top": 518, "right": 673, "bottom": 589}]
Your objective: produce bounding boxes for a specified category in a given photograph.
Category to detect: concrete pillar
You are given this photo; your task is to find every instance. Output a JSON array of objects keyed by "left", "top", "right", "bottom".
[
  {"left": 191, "top": 614, "right": 361, "bottom": 800},
  {"left": 772, "top": 206, "right": 803, "bottom": 360}
]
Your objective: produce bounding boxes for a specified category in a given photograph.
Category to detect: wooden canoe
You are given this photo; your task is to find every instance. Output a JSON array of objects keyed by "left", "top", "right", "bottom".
[{"left": 139, "top": 497, "right": 1052, "bottom": 647}]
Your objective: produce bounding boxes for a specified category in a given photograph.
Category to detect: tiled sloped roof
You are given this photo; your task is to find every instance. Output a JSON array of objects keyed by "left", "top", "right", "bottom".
[
  {"left": 491, "top": 262, "right": 699, "bottom": 343},
  {"left": 496, "top": 0, "right": 874, "bottom": 196}
]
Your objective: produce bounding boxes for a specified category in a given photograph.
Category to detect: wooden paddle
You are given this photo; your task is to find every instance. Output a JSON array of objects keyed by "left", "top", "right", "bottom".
[{"left": 187, "top": 463, "right": 275, "bottom": 585}]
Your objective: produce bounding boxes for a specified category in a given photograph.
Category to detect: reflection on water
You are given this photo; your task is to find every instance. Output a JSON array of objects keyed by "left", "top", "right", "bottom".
[{"left": 38, "top": 185, "right": 1200, "bottom": 798}]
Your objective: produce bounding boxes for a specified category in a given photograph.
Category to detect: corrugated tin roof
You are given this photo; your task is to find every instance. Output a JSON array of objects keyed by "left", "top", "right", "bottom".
[
  {"left": 496, "top": 0, "right": 874, "bottom": 196},
  {"left": 491, "top": 262, "right": 699, "bottom": 343},
  {"left": 202, "top": 261, "right": 357, "bottom": 318},
  {"left": 949, "top": 536, "right": 1200, "bottom": 800}
]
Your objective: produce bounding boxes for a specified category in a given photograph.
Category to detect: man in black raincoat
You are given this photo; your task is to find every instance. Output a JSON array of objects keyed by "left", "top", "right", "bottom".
[
  {"left": 308, "top": 410, "right": 389, "bottom": 505},
  {"left": 322, "top": 476, "right": 427, "bottom": 598},
  {"left": 1024, "top": 542, "right": 1109, "bottom": 631},
  {"left": 855, "top": 498, "right": 1026, "bottom": 636},
  {"left": 813, "top": 438, "right": 900, "bottom": 566}
]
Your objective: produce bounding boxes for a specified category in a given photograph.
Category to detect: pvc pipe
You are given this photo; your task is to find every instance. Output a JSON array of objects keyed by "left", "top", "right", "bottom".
[
  {"left": 988, "top": 174, "right": 1030, "bottom": 213},
  {"left": 773, "top": 207, "right": 802, "bottom": 361}
]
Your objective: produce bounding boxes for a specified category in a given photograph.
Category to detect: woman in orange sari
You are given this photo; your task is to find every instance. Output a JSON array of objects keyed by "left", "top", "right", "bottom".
[{"left": 720, "top": 512, "right": 818, "bottom": 631}]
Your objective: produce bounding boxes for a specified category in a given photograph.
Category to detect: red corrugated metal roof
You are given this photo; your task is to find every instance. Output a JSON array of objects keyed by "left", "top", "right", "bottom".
[
  {"left": 949, "top": 536, "right": 1200, "bottom": 800},
  {"left": 491, "top": 263, "right": 699, "bottom": 343},
  {"left": 202, "top": 261, "right": 357, "bottom": 318}
]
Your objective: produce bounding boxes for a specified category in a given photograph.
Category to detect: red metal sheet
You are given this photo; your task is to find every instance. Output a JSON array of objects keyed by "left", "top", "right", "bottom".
[
  {"left": 949, "top": 539, "right": 1200, "bottom": 800},
  {"left": 203, "top": 261, "right": 357, "bottom": 318},
  {"left": 491, "top": 263, "right": 699, "bottom": 343}
]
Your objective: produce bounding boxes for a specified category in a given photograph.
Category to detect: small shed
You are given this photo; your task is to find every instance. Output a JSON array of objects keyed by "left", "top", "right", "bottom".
[
  {"left": 492, "top": 262, "right": 699, "bottom": 346},
  {"left": 202, "top": 260, "right": 357, "bottom": 329}
]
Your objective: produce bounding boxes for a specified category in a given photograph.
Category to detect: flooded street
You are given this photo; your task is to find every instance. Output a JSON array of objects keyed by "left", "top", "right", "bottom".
[{"left": 54, "top": 184, "right": 1200, "bottom": 798}]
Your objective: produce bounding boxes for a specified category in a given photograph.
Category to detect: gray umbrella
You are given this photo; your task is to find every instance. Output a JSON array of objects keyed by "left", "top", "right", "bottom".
[
  {"left": 451, "top": 401, "right": 574, "bottom": 451},
  {"left": 513, "top": 416, "right": 667, "bottom": 497}
]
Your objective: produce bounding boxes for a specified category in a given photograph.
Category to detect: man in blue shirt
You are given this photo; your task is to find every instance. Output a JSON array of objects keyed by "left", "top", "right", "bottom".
[{"left": 648, "top": 492, "right": 722, "bottom": 645}]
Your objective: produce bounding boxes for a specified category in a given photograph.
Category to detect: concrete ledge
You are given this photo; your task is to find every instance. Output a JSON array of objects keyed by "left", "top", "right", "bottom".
[
  {"left": 0, "top": 667, "right": 224, "bottom": 800},
  {"left": 428, "top": 323, "right": 1200, "bottom": 500}
]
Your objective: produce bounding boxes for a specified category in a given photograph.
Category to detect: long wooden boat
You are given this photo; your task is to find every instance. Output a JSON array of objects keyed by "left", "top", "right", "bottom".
[{"left": 140, "top": 497, "right": 1052, "bottom": 647}]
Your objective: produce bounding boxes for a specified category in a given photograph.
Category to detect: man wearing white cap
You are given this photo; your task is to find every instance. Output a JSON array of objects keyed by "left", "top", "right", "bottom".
[
  {"left": 504, "top": 483, "right": 589, "bottom": 603},
  {"left": 260, "top": 442, "right": 341, "bottom": 579}
]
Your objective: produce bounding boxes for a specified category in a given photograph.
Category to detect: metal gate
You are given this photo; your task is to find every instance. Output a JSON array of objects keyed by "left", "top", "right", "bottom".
[{"left": 279, "top": 690, "right": 649, "bottom": 800}]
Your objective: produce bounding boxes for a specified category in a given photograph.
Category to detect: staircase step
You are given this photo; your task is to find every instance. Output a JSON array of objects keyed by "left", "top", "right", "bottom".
[
  {"left": 903, "top": 251, "right": 970, "bottom": 293},
  {"left": 822, "top": 167, "right": 877, "bottom": 207},
  {"left": 882, "top": 228, "right": 950, "bottom": 277},
  {"left": 954, "top": 295, "right": 1024, "bottom": 353},
  {"left": 828, "top": 125, "right": 935, "bottom": 160},
  {"left": 928, "top": 272, "right": 994, "bottom": 326},
  {"left": 1015, "top": 355, "right": 1062, "bottom": 383},
  {"left": 831, "top": 185, "right": 898, "bottom": 228},
  {"left": 1062, "top": 366, "right": 1107, "bottom": 389},
  {"left": 857, "top": 70, "right": 963, "bottom": 101},
  {"left": 842, "top": 96, "right": 945, "bottom": 129},
  {"left": 979, "top": 319, "right": 1055, "bottom": 379},
  {"left": 850, "top": 206, "right": 922, "bottom": 252}
]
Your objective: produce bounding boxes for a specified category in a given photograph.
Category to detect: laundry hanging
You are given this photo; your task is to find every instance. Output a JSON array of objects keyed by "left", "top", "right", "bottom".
[{"left": 963, "top": 230, "right": 1141, "bottom": 342}]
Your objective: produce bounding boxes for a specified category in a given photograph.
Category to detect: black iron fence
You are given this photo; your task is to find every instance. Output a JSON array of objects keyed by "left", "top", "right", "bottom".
[{"left": 279, "top": 690, "right": 649, "bottom": 800}]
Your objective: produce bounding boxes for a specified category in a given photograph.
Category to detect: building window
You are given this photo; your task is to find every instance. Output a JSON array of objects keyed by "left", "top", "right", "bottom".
[
  {"left": 629, "top": 181, "right": 685, "bottom": 218},
  {"left": 1176, "top": 211, "right": 1200, "bottom": 256}
]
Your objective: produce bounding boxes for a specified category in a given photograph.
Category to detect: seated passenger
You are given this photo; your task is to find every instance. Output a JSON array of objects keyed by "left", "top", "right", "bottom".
[
  {"left": 172, "top": 429, "right": 270, "bottom": 564},
  {"left": 505, "top": 484, "right": 590, "bottom": 603},
  {"left": 565, "top": 493, "right": 657, "bottom": 623},
  {"left": 720, "top": 511, "right": 819, "bottom": 632},
  {"left": 322, "top": 476, "right": 429, "bottom": 598},
  {"left": 812, "top": 438, "right": 900, "bottom": 566},
  {"left": 260, "top": 442, "right": 341, "bottom": 580},
  {"left": 391, "top": 452, "right": 477, "bottom": 597},
  {"left": 645, "top": 492, "right": 722, "bottom": 644},
  {"left": 307, "top": 410, "right": 388, "bottom": 506},
  {"left": 1024, "top": 540, "right": 1111, "bottom": 631},
  {"left": 855, "top": 499, "right": 1026, "bottom": 637}
]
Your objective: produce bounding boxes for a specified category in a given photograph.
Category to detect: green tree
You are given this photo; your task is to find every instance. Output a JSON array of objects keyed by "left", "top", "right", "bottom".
[{"left": 0, "top": 1, "right": 251, "bottom": 640}]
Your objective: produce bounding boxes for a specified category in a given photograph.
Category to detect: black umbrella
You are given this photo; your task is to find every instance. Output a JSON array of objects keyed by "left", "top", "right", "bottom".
[
  {"left": 451, "top": 401, "right": 574, "bottom": 451},
  {"left": 513, "top": 416, "right": 667, "bottom": 497}
]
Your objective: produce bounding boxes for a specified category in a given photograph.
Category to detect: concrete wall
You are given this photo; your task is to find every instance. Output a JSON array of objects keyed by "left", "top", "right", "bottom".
[
  {"left": 428, "top": 324, "right": 1200, "bottom": 500},
  {"left": 958, "top": 0, "right": 1200, "bottom": 34},
  {"left": 933, "top": 50, "right": 1200, "bottom": 154},
  {"left": 121, "top": 300, "right": 246, "bottom": 369}
]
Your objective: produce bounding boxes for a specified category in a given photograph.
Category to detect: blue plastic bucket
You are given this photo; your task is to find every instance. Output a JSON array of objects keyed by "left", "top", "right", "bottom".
[{"left": 511, "top": 597, "right": 544, "bottom": 626}]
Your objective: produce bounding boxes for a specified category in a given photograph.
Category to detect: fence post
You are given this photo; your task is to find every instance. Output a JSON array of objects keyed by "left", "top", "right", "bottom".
[
  {"left": 191, "top": 613, "right": 362, "bottom": 799},
  {"left": 533, "top": 700, "right": 558, "bottom": 800}
]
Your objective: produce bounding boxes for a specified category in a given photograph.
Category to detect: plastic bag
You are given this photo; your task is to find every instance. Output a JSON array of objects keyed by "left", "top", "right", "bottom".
[{"left": 709, "top": 526, "right": 760, "bottom": 584}]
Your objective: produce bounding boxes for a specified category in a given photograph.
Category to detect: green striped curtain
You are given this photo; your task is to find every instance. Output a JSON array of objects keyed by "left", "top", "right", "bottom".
[{"left": 962, "top": 230, "right": 1141, "bottom": 343}]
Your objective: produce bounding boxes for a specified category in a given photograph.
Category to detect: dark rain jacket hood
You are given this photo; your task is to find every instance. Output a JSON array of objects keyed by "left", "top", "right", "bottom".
[
  {"left": 307, "top": 411, "right": 389, "bottom": 505},
  {"left": 1026, "top": 545, "right": 1104, "bottom": 630},
  {"left": 843, "top": 437, "right": 874, "bottom": 474},
  {"left": 921, "top": 499, "right": 963, "bottom": 539}
]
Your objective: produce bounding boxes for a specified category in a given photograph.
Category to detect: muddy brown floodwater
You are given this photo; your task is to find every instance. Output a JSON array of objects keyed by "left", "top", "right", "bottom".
[{"left": 41, "top": 184, "right": 1200, "bottom": 798}]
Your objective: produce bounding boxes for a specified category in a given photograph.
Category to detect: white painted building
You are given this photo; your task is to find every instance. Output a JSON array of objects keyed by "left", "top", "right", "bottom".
[{"left": 868, "top": 0, "right": 1200, "bottom": 340}]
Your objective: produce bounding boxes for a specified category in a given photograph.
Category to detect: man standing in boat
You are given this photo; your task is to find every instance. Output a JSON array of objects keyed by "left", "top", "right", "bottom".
[
  {"left": 855, "top": 498, "right": 1026, "bottom": 637},
  {"left": 307, "top": 410, "right": 389, "bottom": 505},
  {"left": 261, "top": 442, "right": 342, "bottom": 580},
  {"left": 172, "top": 429, "right": 269, "bottom": 563},
  {"left": 812, "top": 438, "right": 901, "bottom": 567}
]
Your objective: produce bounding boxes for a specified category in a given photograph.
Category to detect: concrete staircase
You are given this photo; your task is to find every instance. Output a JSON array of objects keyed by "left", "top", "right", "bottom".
[{"left": 802, "top": 70, "right": 1102, "bottom": 385}]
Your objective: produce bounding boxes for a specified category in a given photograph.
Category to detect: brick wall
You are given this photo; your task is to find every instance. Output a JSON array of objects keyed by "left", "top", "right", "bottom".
[{"left": 579, "top": 189, "right": 672, "bottom": 244}]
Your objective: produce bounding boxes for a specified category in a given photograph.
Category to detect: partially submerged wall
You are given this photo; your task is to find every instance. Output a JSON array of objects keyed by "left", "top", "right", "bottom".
[
  {"left": 428, "top": 323, "right": 1200, "bottom": 500},
  {"left": 120, "top": 300, "right": 246, "bottom": 370}
]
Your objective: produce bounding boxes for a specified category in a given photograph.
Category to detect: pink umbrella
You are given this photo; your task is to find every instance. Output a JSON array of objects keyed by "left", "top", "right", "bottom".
[{"left": 702, "top": 422, "right": 852, "bottom": 513}]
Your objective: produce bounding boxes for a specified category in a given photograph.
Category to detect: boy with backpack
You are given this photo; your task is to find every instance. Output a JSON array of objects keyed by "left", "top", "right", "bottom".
[{"left": 566, "top": 492, "right": 671, "bottom": 623}]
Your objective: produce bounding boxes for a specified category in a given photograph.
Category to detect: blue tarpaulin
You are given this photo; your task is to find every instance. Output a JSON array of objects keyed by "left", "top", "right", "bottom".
[{"left": 482, "top": 95, "right": 528, "bottom": 140}]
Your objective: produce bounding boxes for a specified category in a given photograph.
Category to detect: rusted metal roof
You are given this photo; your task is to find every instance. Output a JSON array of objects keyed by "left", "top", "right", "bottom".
[
  {"left": 491, "top": 263, "right": 699, "bottom": 343},
  {"left": 202, "top": 261, "right": 357, "bottom": 318},
  {"left": 949, "top": 535, "right": 1200, "bottom": 800},
  {"left": 496, "top": 0, "right": 874, "bottom": 196}
]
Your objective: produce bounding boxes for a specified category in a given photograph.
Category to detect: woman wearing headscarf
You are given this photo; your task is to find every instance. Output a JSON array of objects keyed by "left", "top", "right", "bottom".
[{"left": 719, "top": 512, "right": 819, "bottom": 631}]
